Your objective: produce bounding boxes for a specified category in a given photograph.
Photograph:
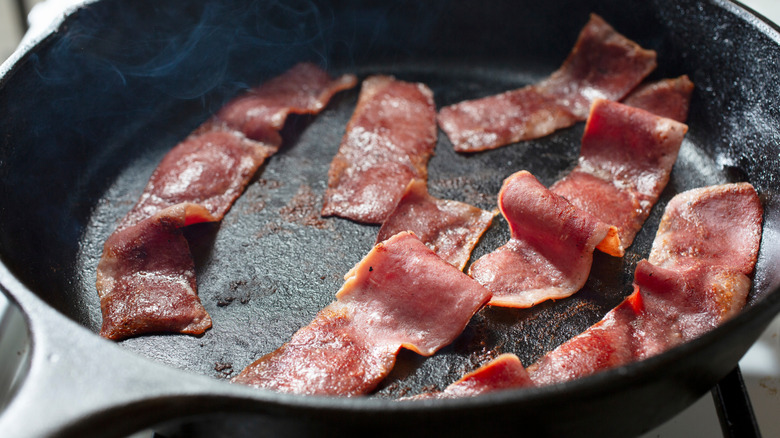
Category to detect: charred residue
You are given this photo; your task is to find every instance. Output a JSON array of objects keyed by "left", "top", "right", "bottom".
[{"left": 278, "top": 184, "right": 331, "bottom": 229}]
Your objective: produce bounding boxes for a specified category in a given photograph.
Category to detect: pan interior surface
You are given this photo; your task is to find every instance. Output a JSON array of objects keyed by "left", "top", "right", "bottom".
[{"left": 1, "top": 0, "right": 780, "bottom": 404}]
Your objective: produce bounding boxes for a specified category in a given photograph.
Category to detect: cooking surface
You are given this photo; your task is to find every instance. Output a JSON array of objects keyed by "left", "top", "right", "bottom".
[
  {"left": 1, "top": 0, "right": 780, "bottom": 436},
  {"left": 75, "top": 64, "right": 704, "bottom": 394}
]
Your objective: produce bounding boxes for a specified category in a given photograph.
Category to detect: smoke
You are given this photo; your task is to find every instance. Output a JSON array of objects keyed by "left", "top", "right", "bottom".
[
  {"left": 26, "top": 0, "right": 451, "bottom": 102},
  {"left": 27, "top": 0, "right": 344, "bottom": 102}
]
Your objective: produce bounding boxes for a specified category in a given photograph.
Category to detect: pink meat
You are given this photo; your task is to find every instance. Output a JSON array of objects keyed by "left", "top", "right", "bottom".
[
  {"left": 121, "top": 63, "right": 357, "bottom": 229},
  {"left": 407, "top": 354, "right": 532, "bottom": 399},
  {"left": 97, "top": 63, "right": 356, "bottom": 340},
  {"left": 551, "top": 99, "right": 688, "bottom": 256},
  {"left": 401, "top": 184, "right": 761, "bottom": 397},
  {"left": 438, "top": 14, "right": 657, "bottom": 152},
  {"left": 118, "top": 129, "right": 275, "bottom": 231},
  {"left": 622, "top": 75, "right": 694, "bottom": 122},
  {"left": 648, "top": 183, "right": 764, "bottom": 275},
  {"left": 97, "top": 204, "right": 215, "bottom": 340},
  {"left": 210, "top": 62, "right": 359, "bottom": 145},
  {"left": 528, "top": 183, "right": 762, "bottom": 386},
  {"left": 232, "top": 232, "right": 492, "bottom": 396},
  {"left": 468, "top": 171, "right": 611, "bottom": 308},
  {"left": 321, "top": 75, "right": 438, "bottom": 224},
  {"left": 376, "top": 179, "right": 496, "bottom": 270},
  {"left": 230, "top": 308, "right": 398, "bottom": 396}
]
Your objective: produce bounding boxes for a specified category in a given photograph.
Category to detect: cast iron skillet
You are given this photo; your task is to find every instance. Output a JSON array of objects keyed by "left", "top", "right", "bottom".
[{"left": 2, "top": 0, "right": 780, "bottom": 436}]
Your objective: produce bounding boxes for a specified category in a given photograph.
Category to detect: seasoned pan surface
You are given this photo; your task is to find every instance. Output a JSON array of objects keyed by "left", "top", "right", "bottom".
[{"left": 2, "top": 0, "right": 780, "bottom": 435}]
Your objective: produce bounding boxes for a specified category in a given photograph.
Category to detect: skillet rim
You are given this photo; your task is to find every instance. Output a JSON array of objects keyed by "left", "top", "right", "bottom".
[{"left": 0, "top": 0, "right": 779, "bottom": 429}]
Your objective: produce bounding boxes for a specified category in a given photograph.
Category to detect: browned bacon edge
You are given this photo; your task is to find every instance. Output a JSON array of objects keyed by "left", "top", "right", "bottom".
[
  {"left": 321, "top": 75, "right": 438, "bottom": 224},
  {"left": 468, "top": 170, "right": 611, "bottom": 308},
  {"left": 97, "top": 63, "right": 357, "bottom": 340},
  {"left": 232, "top": 232, "right": 492, "bottom": 396},
  {"left": 405, "top": 182, "right": 762, "bottom": 398},
  {"left": 438, "top": 14, "right": 657, "bottom": 153},
  {"left": 376, "top": 179, "right": 496, "bottom": 271}
]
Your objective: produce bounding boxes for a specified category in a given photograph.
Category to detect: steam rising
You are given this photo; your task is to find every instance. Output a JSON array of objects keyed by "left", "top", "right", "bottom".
[
  {"left": 29, "top": 0, "right": 444, "bottom": 103},
  {"left": 31, "top": 0, "right": 346, "bottom": 101}
]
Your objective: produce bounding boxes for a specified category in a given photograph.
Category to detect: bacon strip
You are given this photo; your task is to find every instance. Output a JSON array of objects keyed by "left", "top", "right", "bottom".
[
  {"left": 438, "top": 14, "right": 657, "bottom": 153},
  {"left": 647, "top": 183, "right": 763, "bottom": 275},
  {"left": 232, "top": 232, "right": 492, "bottom": 396},
  {"left": 406, "top": 183, "right": 762, "bottom": 398},
  {"left": 528, "top": 183, "right": 763, "bottom": 386},
  {"left": 622, "top": 75, "right": 694, "bottom": 123},
  {"left": 551, "top": 99, "right": 688, "bottom": 256},
  {"left": 97, "top": 204, "right": 216, "bottom": 340},
  {"left": 376, "top": 179, "right": 496, "bottom": 270},
  {"left": 321, "top": 75, "right": 438, "bottom": 224},
  {"left": 406, "top": 354, "right": 532, "bottom": 400},
  {"left": 120, "top": 63, "right": 357, "bottom": 230},
  {"left": 468, "top": 171, "right": 611, "bottom": 308},
  {"left": 97, "top": 63, "right": 357, "bottom": 340}
]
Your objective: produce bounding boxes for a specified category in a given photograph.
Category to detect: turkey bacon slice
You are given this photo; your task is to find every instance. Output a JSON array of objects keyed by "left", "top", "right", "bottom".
[
  {"left": 321, "top": 75, "right": 438, "bottom": 224},
  {"left": 410, "top": 183, "right": 762, "bottom": 397},
  {"left": 622, "top": 75, "right": 694, "bottom": 123},
  {"left": 97, "top": 203, "right": 216, "bottom": 340},
  {"left": 120, "top": 63, "right": 357, "bottom": 230},
  {"left": 551, "top": 99, "right": 688, "bottom": 256},
  {"left": 468, "top": 171, "right": 611, "bottom": 308},
  {"left": 232, "top": 232, "right": 492, "bottom": 396},
  {"left": 528, "top": 183, "right": 763, "bottom": 386},
  {"left": 97, "top": 63, "right": 356, "bottom": 340},
  {"left": 438, "top": 14, "right": 656, "bottom": 153},
  {"left": 376, "top": 179, "right": 496, "bottom": 270}
]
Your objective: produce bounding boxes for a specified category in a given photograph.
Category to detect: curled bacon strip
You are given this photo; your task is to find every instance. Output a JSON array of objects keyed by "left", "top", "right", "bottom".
[
  {"left": 529, "top": 183, "right": 762, "bottom": 386},
  {"left": 551, "top": 99, "right": 688, "bottom": 256},
  {"left": 406, "top": 183, "right": 762, "bottom": 398},
  {"left": 438, "top": 14, "right": 657, "bottom": 153},
  {"left": 376, "top": 179, "right": 496, "bottom": 271},
  {"left": 468, "top": 99, "right": 688, "bottom": 308},
  {"left": 232, "top": 232, "right": 492, "bottom": 396},
  {"left": 468, "top": 171, "right": 611, "bottom": 308},
  {"left": 97, "top": 63, "right": 356, "bottom": 340}
]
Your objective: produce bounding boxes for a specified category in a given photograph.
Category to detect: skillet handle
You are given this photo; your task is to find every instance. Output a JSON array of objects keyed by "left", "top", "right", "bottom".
[
  {"left": 0, "top": 286, "right": 232, "bottom": 438},
  {"left": 711, "top": 366, "right": 762, "bottom": 438}
]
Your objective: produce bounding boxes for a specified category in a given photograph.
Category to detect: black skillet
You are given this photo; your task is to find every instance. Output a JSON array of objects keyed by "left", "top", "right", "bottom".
[{"left": 1, "top": 0, "right": 780, "bottom": 436}]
